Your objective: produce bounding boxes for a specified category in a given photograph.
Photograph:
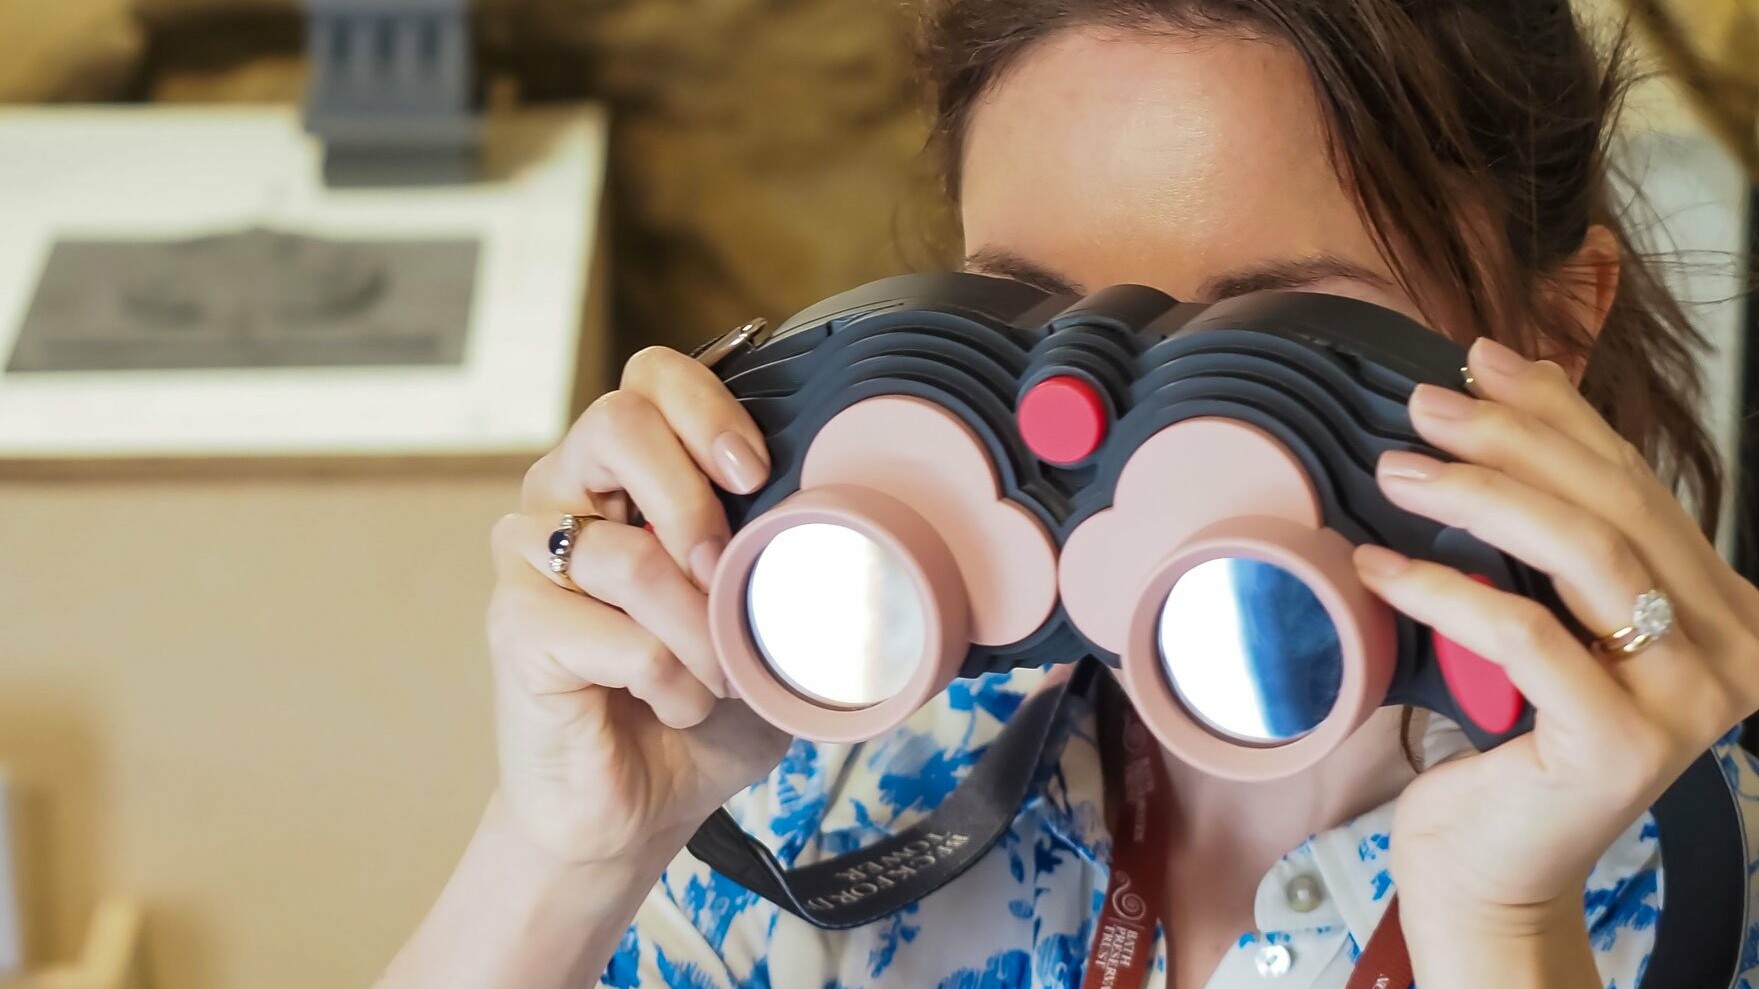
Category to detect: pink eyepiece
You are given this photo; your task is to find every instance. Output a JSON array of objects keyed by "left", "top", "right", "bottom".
[
  {"left": 1117, "top": 515, "right": 1396, "bottom": 782},
  {"left": 707, "top": 484, "right": 972, "bottom": 743}
]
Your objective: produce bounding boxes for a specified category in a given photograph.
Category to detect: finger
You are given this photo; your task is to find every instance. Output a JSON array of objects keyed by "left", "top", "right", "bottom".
[
  {"left": 489, "top": 570, "right": 716, "bottom": 729},
  {"left": 1464, "top": 337, "right": 1628, "bottom": 464},
  {"left": 621, "top": 346, "right": 771, "bottom": 496},
  {"left": 1371, "top": 449, "right": 1745, "bottom": 731},
  {"left": 1404, "top": 382, "right": 1722, "bottom": 626},
  {"left": 521, "top": 448, "right": 591, "bottom": 516},
  {"left": 1373, "top": 450, "right": 1653, "bottom": 637},
  {"left": 492, "top": 513, "right": 726, "bottom": 698},
  {"left": 539, "top": 391, "right": 732, "bottom": 590},
  {"left": 1352, "top": 546, "right": 1639, "bottom": 737}
]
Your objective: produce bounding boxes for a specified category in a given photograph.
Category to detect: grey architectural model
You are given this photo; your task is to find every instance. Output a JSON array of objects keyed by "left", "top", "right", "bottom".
[{"left": 303, "top": 0, "right": 479, "bottom": 186}]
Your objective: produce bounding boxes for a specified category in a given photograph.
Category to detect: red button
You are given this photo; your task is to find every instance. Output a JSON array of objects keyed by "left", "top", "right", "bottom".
[
  {"left": 1018, "top": 375, "right": 1108, "bottom": 466},
  {"left": 1433, "top": 573, "right": 1525, "bottom": 733}
]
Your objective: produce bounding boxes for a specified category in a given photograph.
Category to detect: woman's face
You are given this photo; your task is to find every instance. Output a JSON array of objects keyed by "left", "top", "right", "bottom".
[{"left": 960, "top": 28, "right": 1427, "bottom": 325}]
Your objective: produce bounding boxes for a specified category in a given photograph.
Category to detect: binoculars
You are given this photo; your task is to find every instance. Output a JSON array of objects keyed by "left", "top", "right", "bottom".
[{"left": 696, "top": 272, "right": 1555, "bottom": 781}]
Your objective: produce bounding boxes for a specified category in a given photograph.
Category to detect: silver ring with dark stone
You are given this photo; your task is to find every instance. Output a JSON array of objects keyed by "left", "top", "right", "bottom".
[{"left": 548, "top": 513, "right": 604, "bottom": 580}]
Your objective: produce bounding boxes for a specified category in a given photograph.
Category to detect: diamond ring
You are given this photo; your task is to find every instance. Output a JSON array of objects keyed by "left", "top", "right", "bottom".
[{"left": 1592, "top": 589, "right": 1675, "bottom": 657}]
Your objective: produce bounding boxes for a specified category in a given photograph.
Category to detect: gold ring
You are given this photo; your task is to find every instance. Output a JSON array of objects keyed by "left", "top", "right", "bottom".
[
  {"left": 1591, "top": 589, "right": 1674, "bottom": 657},
  {"left": 548, "top": 513, "right": 605, "bottom": 581}
]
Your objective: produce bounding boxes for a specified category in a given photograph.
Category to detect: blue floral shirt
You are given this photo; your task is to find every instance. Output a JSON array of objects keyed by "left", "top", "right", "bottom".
[{"left": 601, "top": 668, "right": 1759, "bottom": 989}]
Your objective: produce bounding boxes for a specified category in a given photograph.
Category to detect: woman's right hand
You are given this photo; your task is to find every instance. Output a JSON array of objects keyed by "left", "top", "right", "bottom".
[{"left": 486, "top": 346, "right": 792, "bottom": 866}]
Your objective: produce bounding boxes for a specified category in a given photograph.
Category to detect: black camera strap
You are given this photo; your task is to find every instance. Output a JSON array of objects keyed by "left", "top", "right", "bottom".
[
  {"left": 1643, "top": 747, "right": 1746, "bottom": 988},
  {"left": 686, "top": 659, "right": 1100, "bottom": 930}
]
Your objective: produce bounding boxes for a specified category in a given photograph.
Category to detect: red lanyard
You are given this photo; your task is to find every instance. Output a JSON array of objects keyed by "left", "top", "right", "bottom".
[
  {"left": 1345, "top": 900, "right": 1414, "bottom": 989},
  {"left": 1080, "top": 702, "right": 1174, "bottom": 989},
  {"left": 1080, "top": 702, "right": 1414, "bottom": 989}
]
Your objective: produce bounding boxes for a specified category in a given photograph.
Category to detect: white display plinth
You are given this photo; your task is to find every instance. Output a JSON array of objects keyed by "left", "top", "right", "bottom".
[{"left": 0, "top": 104, "right": 609, "bottom": 466}]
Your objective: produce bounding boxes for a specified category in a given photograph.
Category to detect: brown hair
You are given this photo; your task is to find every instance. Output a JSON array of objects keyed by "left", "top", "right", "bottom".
[{"left": 916, "top": 0, "right": 1726, "bottom": 534}]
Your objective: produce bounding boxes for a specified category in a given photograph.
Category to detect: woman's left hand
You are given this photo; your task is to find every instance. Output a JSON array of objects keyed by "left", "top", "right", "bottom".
[{"left": 1351, "top": 335, "right": 1759, "bottom": 924}]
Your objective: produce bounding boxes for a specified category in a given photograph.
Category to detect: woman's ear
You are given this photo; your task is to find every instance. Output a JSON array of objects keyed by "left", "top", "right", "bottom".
[{"left": 1542, "top": 224, "right": 1621, "bottom": 383}]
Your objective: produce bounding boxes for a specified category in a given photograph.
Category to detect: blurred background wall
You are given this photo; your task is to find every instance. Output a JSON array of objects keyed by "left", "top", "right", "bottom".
[{"left": 0, "top": 2, "right": 1749, "bottom": 988}]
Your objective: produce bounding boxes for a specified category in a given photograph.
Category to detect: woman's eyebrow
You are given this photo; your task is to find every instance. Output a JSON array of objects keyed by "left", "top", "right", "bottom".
[
  {"left": 963, "top": 248, "right": 1394, "bottom": 302},
  {"left": 1197, "top": 255, "right": 1396, "bottom": 301},
  {"left": 962, "top": 247, "right": 1086, "bottom": 296}
]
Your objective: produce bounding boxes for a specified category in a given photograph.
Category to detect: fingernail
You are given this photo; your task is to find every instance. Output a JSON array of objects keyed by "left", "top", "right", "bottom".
[
  {"left": 1379, "top": 449, "right": 1445, "bottom": 482},
  {"left": 1411, "top": 383, "right": 1477, "bottom": 421},
  {"left": 1354, "top": 544, "right": 1411, "bottom": 578},
  {"left": 713, "top": 433, "right": 768, "bottom": 494},
  {"left": 689, "top": 538, "right": 724, "bottom": 590},
  {"left": 1470, "top": 336, "right": 1530, "bottom": 378}
]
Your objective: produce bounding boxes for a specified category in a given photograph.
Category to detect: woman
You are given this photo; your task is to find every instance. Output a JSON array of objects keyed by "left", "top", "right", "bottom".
[{"left": 382, "top": 1, "right": 1759, "bottom": 986}]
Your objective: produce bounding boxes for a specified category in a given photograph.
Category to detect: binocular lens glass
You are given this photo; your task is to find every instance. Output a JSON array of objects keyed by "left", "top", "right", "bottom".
[
  {"left": 747, "top": 523, "right": 927, "bottom": 708},
  {"left": 1157, "top": 557, "right": 1343, "bottom": 744}
]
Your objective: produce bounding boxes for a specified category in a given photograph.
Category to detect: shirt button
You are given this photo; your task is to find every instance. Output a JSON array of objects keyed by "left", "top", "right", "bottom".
[
  {"left": 1254, "top": 943, "right": 1293, "bottom": 978},
  {"left": 1284, "top": 874, "right": 1325, "bottom": 913}
]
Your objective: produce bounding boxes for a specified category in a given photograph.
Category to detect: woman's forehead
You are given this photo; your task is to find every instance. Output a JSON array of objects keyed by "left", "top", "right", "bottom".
[{"left": 958, "top": 28, "right": 1402, "bottom": 309}]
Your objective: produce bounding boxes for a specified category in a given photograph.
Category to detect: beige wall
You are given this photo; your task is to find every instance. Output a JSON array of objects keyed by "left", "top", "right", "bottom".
[{"left": 1, "top": 470, "right": 517, "bottom": 987}]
